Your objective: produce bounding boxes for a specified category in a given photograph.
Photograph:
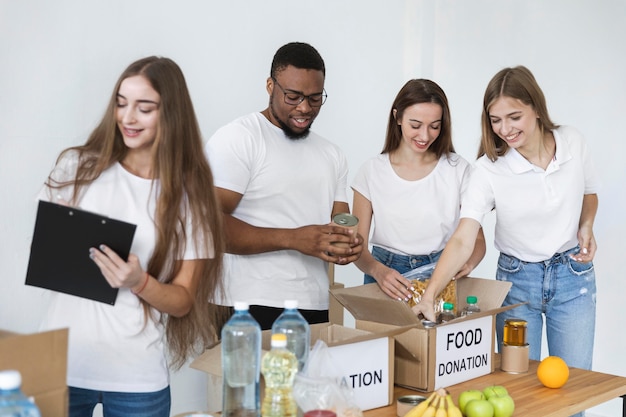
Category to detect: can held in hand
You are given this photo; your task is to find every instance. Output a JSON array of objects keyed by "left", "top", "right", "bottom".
[{"left": 331, "top": 213, "right": 358, "bottom": 248}]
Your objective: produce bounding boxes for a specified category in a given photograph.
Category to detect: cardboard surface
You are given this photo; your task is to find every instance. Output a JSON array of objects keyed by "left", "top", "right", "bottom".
[
  {"left": 0, "top": 328, "right": 69, "bottom": 417},
  {"left": 191, "top": 323, "right": 395, "bottom": 411},
  {"left": 331, "top": 277, "right": 523, "bottom": 391}
]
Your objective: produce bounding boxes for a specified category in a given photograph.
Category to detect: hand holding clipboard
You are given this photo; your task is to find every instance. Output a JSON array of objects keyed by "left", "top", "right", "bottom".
[{"left": 25, "top": 200, "right": 137, "bottom": 305}]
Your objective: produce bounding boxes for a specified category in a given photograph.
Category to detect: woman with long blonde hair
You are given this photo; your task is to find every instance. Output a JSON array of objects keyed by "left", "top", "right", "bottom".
[
  {"left": 38, "top": 56, "right": 226, "bottom": 417},
  {"left": 413, "top": 68, "right": 599, "bottom": 413}
]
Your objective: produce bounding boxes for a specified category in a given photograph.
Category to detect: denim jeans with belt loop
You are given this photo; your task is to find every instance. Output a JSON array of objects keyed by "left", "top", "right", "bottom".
[
  {"left": 364, "top": 246, "right": 443, "bottom": 284},
  {"left": 495, "top": 245, "right": 596, "bottom": 372}
]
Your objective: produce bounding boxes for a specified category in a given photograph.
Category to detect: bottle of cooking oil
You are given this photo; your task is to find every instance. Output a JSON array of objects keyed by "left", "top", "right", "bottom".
[{"left": 261, "top": 333, "right": 298, "bottom": 417}]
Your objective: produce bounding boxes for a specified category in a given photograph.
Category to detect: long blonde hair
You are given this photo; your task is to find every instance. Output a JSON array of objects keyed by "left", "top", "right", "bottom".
[{"left": 46, "top": 56, "right": 227, "bottom": 368}]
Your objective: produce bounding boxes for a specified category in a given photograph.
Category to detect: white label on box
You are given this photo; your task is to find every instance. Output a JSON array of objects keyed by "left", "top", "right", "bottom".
[
  {"left": 434, "top": 315, "right": 493, "bottom": 389},
  {"left": 327, "top": 337, "right": 391, "bottom": 411}
]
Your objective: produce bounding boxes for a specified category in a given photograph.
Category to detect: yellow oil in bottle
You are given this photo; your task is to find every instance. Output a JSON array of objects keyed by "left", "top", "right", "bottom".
[{"left": 503, "top": 318, "right": 527, "bottom": 346}]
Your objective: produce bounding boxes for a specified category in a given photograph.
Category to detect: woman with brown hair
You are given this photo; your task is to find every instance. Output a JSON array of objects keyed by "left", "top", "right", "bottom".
[
  {"left": 351, "top": 79, "right": 485, "bottom": 301},
  {"left": 37, "top": 56, "right": 226, "bottom": 417}
]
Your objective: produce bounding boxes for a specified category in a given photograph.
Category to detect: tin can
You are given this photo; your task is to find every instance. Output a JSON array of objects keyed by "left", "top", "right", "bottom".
[
  {"left": 421, "top": 320, "right": 436, "bottom": 329},
  {"left": 503, "top": 318, "right": 527, "bottom": 346},
  {"left": 331, "top": 213, "right": 359, "bottom": 248},
  {"left": 397, "top": 395, "right": 427, "bottom": 417}
]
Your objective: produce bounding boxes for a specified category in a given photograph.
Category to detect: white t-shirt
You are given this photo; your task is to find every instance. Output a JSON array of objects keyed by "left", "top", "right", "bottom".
[
  {"left": 37, "top": 152, "right": 207, "bottom": 392},
  {"left": 205, "top": 112, "right": 349, "bottom": 309},
  {"left": 460, "top": 125, "right": 600, "bottom": 262},
  {"left": 351, "top": 153, "right": 470, "bottom": 255}
]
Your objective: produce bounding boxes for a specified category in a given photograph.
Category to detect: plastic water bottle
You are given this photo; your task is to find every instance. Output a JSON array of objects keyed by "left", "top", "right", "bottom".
[
  {"left": 0, "top": 370, "right": 41, "bottom": 417},
  {"left": 271, "top": 299, "right": 310, "bottom": 372},
  {"left": 437, "top": 302, "right": 456, "bottom": 324},
  {"left": 261, "top": 333, "right": 298, "bottom": 417},
  {"left": 461, "top": 296, "right": 481, "bottom": 316},
  {"left": 221, "top": 301, "right": 262, "bottom": 417}
]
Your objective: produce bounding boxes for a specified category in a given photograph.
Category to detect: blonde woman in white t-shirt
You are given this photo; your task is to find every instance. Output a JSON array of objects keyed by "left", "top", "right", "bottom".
[
  {"left": 413, "top": 67, "right": 599, "bottom": 400},
  {"left": 351, "top": 79, "right": 486, "bottom": 302}
]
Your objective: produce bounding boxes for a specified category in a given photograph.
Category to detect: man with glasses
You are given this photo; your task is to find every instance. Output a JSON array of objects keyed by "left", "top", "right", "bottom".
[{"left": 205, "top": 42, "right": 363, "bottom": 329}]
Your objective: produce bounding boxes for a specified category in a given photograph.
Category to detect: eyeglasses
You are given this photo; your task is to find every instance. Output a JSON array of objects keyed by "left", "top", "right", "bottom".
[{"left": 271, "top": 77, "right": 327, "bottom": 107}]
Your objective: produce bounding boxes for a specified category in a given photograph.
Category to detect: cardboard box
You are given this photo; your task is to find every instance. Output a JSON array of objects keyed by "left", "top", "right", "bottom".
[
  {"left": 0, "top": 328, "right": 68, "bottom": 417},
  {"left": 331, "top": 277, "right": 521, "bottom": 391},
  {"left": 190, "top": 323, "right": 395, "bottom": 411}
]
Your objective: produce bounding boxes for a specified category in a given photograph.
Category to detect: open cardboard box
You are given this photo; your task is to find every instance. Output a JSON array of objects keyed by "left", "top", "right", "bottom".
[
  {"left": 0, "top": 328, "right": 68, "bottom": 417},
  {"left": 331, "top": 277, "right": 523, "bottom": 391},
  {"left": 191, "top": 322, "right": 395, "bottom": 411}
]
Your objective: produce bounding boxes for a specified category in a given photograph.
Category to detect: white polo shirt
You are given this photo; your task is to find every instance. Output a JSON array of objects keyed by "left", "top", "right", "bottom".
[{"left": 460, "top": 125, "right": 600, "bottom": 262}]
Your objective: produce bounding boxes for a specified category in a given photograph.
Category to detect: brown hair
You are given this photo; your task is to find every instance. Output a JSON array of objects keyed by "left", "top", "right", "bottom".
[
  {"left": 46, "top": 56, "right": 227, "bottom": 368},
  {"left": 381, "top": 79, "right": 454, "bottom": 158},
  {"left": 479, "top": 65, "right": 559, "bottom": 161}
]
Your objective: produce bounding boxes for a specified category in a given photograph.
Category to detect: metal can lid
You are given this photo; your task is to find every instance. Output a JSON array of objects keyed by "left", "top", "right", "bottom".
[
  {"left": 421, "top": 320, "right": 436, "bottom": 328},
  {"left": 332, "top": 213, "right": 359, "bottom": 227},
  {"left": 397, "top": 395, "right": 427, "bottom": 405},
  {"left": 504, "top": 318, "right": 527, "bottom": 327}
]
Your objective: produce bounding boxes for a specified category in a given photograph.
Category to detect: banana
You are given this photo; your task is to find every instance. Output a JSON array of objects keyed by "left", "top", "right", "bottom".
[
  {"left": 421, "top": 396, "right": 439, "bottom": 417},
  {"left": 445, "top": 393, "right": 463, "bottom": 417},
  {"left": 404, "top": 391, "right": 437, "bottom": 417},
  {"left": 435, "top": 394, "right": 447, "bottom": 417}
]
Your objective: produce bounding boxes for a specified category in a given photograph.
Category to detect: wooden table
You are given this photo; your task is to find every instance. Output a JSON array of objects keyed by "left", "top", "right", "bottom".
[{"left": 364, "top": 360, "right": 626, "bottom": 417}]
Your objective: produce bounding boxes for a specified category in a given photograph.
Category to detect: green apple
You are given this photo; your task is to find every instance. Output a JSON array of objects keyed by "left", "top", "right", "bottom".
[
  {"left": 458, "top": 389, "right": 485, "bottom": 415},
  {"left": 488, "top": 394, "right": 515, "bottom": 417},
  {"left": 465, "top": 399, "right": 495, "bottom": 417},
  {"left": 483, "top": 385, "right": 508, "bottom": 399}
]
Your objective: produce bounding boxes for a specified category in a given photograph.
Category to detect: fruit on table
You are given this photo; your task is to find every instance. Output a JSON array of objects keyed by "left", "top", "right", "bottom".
[
  {"left": 404, "top": 388, "right": 463, "bottom": 417},
  {"left": 487, "top": 393, "right": 515, "bottom": 417},
  {"left": 445, "top": 393, "right": 463, "bottom": 417},
  {"left": 458, "top": 389, "right": 484, "bottom": 415},
  {"left": 457, "top": 386, "right": 515, "bottom": 417},
  {"left": 435, "top": 395, "right": 447, "bottom": 417},
  {"left": 482, "top": 385, "right": 508, "bottom": 399},
  {"left": 464, "top": 399, "right": 495, "bottom": 417},
  {"left": 537, "top": 355, "right": 570, "bottom": 388},
  {"left": 404, "top": 391, "right": 437, "bottom": 417}
]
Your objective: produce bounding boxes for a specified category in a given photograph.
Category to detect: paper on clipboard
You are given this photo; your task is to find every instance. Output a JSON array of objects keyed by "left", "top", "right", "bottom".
[{"left": 25, "top": 200, "right": 137, "bottom": 305}]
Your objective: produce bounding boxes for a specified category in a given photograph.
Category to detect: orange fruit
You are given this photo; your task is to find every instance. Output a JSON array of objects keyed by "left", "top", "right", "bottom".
[{"left": 537, "top": 356, "right": 570, "bottom": 388}]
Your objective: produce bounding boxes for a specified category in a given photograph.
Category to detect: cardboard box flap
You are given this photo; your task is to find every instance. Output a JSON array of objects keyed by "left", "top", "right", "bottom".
[
  {"left": 456, "top": 277, "right": 512, "bottom": 310},
  {"left": 331, "top": 278, "right": 514, "bottom": 327},
  {"left": 330, "top": 284, "right": 419, "bottom": 326},
  {"left": 312, "top": 323, "right": 370, "bottom": 346},
  {"left": 0, "top": 328, "right": 68, "bottom": 395},
  {"left": 190, "top": 344, "right": 222, "bottom": 376}
]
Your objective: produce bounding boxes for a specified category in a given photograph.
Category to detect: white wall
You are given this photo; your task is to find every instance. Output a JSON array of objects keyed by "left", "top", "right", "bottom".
[{"left": 1, "top": 1, "right": 624, "bottom": 416}]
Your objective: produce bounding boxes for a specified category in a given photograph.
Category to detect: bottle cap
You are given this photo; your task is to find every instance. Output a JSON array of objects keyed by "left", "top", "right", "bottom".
[
  {"left": 233, "top": 301, "right": 249, "bottom": 311},
  {"left": 271, "top": 333, "right": 288, "bottom": 347},
  {"left": 443, "top": 302, "right": 454, "bottom": 310},
  {"left": 0, "top": 370, "right": 21, "bottom": 390},
  {"left": 466, "top": 296, "right": 478, "bottom": 304},
  {"left": 284, "top": 299, "right": 298, "bottom": 309}
]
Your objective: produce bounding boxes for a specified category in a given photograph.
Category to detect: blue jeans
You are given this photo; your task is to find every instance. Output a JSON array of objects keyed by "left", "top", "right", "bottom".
[
  {"left": 364, "top": 246, "right": 442, "bottom": 284},
  {"left": 495, "top": 246, "right": 596, "bottom": 371},
  {"left": 69, "top": 386, "right": 170, "bottom": 417}
]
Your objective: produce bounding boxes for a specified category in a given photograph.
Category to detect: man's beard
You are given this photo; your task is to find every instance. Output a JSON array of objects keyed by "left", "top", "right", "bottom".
[{"left": 270, "top": 99, "right": 312, "bottom": 140}]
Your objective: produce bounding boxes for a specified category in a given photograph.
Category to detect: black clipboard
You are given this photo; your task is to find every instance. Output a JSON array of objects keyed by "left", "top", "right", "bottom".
[{"left": 25, "top": 200, "right": 137, "bottom": 305}]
